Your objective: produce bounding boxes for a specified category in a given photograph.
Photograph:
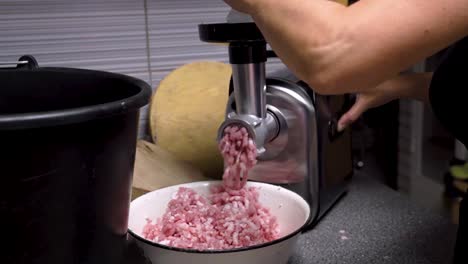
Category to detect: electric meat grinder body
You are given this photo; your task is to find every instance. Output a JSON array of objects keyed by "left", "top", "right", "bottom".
[{"left": 198, "top": 23, "right": 353, "bottom": 228}]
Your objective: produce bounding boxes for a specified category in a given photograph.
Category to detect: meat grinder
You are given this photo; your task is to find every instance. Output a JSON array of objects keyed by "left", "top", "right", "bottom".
[{"left": 198, "top": 22, "right": 353, "bottom": 228}]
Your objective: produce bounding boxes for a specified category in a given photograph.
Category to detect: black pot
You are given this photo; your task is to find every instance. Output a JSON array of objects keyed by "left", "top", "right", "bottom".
[{"left": 0, "top": 56, "right": 152, "bottom": 264}]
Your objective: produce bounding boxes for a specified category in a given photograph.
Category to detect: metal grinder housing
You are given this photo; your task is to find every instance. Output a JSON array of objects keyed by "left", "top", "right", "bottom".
[{"left": 198, "top": 23, "right": 353, "bottom": 228}]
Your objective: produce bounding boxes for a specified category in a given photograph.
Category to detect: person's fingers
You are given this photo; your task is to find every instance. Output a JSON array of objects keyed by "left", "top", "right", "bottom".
[{"left": 337, "top": 96, "right": 370, "bottom": 131}]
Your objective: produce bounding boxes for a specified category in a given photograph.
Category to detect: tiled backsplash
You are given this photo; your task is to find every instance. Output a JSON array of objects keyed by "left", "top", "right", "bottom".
[{"left": 0, "top": 0, "right": 284, "bottom": 139}]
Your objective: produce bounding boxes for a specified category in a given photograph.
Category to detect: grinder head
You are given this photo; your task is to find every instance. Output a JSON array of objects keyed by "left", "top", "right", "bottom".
[{"left": 198, "top": 22, "right": 280, "bottom": 157}]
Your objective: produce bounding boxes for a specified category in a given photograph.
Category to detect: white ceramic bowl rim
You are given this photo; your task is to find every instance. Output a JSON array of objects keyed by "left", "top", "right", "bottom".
[{"left": 128, "top": 181, "right": 312, "bottom": 254}]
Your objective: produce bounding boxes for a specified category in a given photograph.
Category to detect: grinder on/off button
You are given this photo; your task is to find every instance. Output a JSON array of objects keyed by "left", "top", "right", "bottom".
[{"left": 328, "top": 117, "right": 345, "bottom": 141}]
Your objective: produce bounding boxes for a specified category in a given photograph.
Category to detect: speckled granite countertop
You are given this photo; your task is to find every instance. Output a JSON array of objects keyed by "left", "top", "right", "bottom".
[
  {"left": 289, "top": 173, "right": 457, "bottom": 264},
  {"left": 125, "top": 172, "right": 458, "bottom": 264}
]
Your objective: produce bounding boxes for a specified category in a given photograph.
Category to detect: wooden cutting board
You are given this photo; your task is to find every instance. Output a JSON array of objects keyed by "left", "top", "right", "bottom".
[
  {"left": 149, "top": 61, "right": 231, "bottom": 179},
  {"left": 131, "top": 140, "right": 210, "bottom": 200}
]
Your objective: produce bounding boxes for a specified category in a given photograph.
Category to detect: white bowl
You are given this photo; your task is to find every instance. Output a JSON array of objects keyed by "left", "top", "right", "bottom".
[{"left": 128, "top": 181, "right": 310, "bottom": 264}]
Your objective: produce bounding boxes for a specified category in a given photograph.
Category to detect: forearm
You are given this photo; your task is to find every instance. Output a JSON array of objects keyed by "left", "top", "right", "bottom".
[
  {"left": 245, "top": 0, "right": 468, "bottom": 94},
  {"left": 249, "top": 0, "right": 349, "bottom": 92}
]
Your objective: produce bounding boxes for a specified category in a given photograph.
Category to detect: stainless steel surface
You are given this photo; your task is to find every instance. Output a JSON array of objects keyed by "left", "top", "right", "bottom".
[
  {"left": 262, "top": 105, "right": 289, "bottom": 160},
  {"left": 261, "top": 110, "right": 281, "bottom": 150},
  {"left": 222, "top": 66, "right": 352, "bottom": 226},
  {"left": 224, "top": 77, "right": 320, "bottom": 224},
  {"left": 232, "top": 63, "right": 267, "bottom": 119}
]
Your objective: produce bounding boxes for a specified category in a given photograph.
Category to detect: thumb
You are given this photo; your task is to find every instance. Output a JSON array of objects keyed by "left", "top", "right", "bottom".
[{"left": 337, "top": 96, "right": 370, "bottom": 131}]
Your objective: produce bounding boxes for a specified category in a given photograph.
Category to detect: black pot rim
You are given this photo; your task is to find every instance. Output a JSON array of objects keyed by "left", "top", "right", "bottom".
[
  {"left": 0, "top": 67, "right": 152, "bottom": 130},
  {"left": 128, "top": 212, "right": 312, "bottom": 255}
]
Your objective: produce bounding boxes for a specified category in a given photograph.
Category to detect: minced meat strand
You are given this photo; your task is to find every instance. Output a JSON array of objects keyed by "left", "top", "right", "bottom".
[{"left": 218, "top": 126, "right": 257, "bottom": 190}]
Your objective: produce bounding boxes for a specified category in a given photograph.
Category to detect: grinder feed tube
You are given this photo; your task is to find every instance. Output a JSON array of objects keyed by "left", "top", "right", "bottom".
[
  {"left": 228, "top": 60, "right": 280, "bottom": 154},
  {"left": 232, "top": 63, "right": 266, "bottom": 118},
  {"left": 218, "top": 41, "right": 280, "bottom": 189},
  {"left": 219, "top": 41, "right": 280, "bottom": 157}
]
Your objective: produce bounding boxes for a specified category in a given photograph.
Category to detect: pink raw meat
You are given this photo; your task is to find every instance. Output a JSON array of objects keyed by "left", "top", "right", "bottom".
[
  {"left": 142, "top": 186, "right": 279, "bottom": 250},
  {"left": 218, "top": 126, "right": 257, "bottom": 190},
  {"left": 142, "top": 125, "right": 278, "bottom": 250}
]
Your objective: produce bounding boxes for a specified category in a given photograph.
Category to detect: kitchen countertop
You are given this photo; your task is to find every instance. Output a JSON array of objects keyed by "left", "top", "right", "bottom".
[
  {"left": 125, "top": 172, "right": 458, "bottom": 264},
  {"left": 290, "top": 173, "right": 457, "bottom": 264}
]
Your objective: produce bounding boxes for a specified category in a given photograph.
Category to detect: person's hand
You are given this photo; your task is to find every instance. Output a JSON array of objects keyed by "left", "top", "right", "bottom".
[
  {"left": 224, "top": 0, "right": 260, "bottom": 14},
  {"left": 337, "top": 81, "right": 400, "bottom": 132},
  {"left": 337, "top": 73, "right": 432, "bottom": 131}
]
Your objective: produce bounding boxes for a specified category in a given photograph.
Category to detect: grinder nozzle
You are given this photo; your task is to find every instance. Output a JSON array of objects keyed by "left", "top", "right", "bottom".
[{"left": 217, "top": 112, "right": 279, "bottom": 158}]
